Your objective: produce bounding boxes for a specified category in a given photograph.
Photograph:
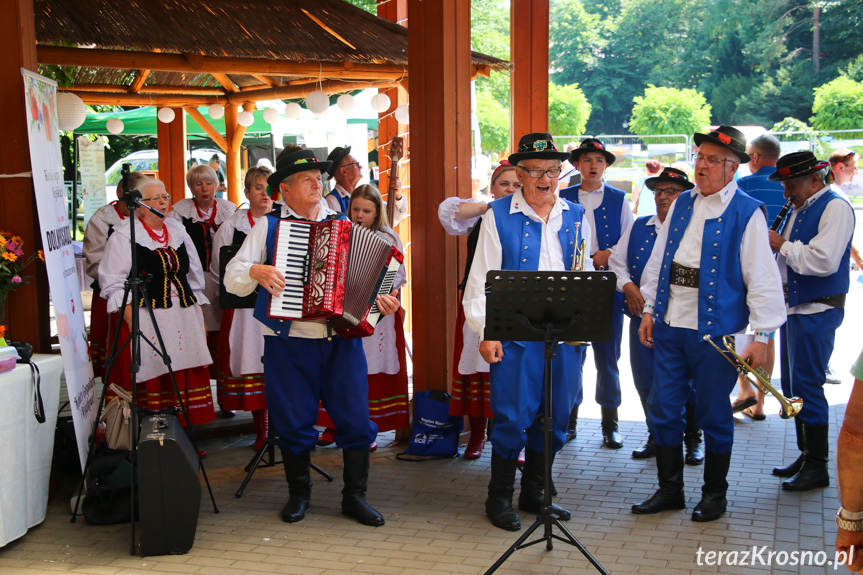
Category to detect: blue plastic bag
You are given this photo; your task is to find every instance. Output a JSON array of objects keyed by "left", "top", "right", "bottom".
[{"left": 398, "top": 390, "right": 462, "bottom": 460}]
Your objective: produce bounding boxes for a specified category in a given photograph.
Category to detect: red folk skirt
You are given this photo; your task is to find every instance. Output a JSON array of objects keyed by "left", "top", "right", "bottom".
[
  {"left": 215, "top": 308, "right": 267, "bottom": 412},
  {"left": 448, "top": 292, "right": 492, "bottom": 418}
]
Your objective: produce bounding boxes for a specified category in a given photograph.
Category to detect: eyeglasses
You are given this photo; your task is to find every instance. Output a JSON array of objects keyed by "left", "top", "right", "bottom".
[
  {"left": 342, "top": 161, "right": 361, "bottom": 170},
  {"left": 653, "top": 187, "right": 683, "bottom": 197},
  {"left": 141, "top": 194, "right": 170, "bottom": 202},
  {"left": 694, "top": 154, "right": 735, "bottom": 166},
  {"left": 518, "top": 166, "right": 562, "bottom": 179}
]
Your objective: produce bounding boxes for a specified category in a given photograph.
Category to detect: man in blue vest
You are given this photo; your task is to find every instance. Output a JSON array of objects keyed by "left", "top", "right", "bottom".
[
  {"left": 768, "top": 151, "right": 855, "bottom": 491},
  {"left": 224, "top": 148, "right": 400, "bottom": 527},
  {"left": 608, "top": 167, "right": 703, "bottom": 465},
  {"left": 464, "top": 132, "right": 589, "bottom": 531},
  {"left": 730, "top": 133, "right": 787, "bottom": 420},
  {"left": 634, "top": 126, "right": 786, "bottom": 522},
  {"left": 560, "top": 138, "right": 635, "bottom": 449}
]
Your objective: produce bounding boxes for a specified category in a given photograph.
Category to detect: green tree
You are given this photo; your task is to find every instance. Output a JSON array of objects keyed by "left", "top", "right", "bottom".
[
  {"left": 475, "top": 90, "right": 509, "bottom": 155},
  {"left": 810, "top": 76, "right": 863, "bottom": 130},
  {"left": 629, "top": 86, "right": 712, "bottom": 135},
  {"left": 548, "top": 83, "right": 591, "bottom": 137}
]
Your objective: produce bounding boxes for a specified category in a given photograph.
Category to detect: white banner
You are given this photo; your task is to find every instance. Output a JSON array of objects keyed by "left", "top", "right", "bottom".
[
  {"left": 22, "top": 69, "right": 97, "bottom": 471},
  {"left": 77, "top": 136, "right": 107, "bottom": 227}
]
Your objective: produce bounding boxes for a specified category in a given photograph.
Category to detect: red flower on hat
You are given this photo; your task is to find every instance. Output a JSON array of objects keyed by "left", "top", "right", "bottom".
[
  {"left": 668, "top": 172, "right": 680, "bottom": 178},
  {"left": 717, "top": 133, "right": 731, "bottom": 145},
  {"left": 592, "top": 142, "right": 603, "bottom": 149},
  {"left": 778, "top": 167, "right": 791, "bottom": 177}
]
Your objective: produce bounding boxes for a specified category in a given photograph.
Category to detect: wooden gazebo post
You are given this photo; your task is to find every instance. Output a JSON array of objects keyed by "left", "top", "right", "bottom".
[
  {"left": 156, "top": 107, "right": 187, "bottom": 203},
  {"left": 510, "top": 0, "right": 550, "bottom": 142}
]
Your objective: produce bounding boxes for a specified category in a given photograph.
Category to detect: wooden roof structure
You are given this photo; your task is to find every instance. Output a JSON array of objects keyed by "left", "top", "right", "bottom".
[{"left": 34, "top": 0, "right": 507, "bottom": 106}]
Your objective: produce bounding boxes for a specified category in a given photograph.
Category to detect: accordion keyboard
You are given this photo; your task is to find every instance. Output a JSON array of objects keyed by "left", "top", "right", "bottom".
[{"left": 270, "top": 221, "right": 311, "bottom": 318}]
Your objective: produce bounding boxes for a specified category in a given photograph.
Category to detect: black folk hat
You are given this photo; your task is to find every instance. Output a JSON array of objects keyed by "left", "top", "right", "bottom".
[
  {"left": 326, "top": 146, "right": 352, "bottom": 180},
  {"left": 693, "top": 125, "right": 750, "bottom": 163},
  {"left": 266, "top": 149, "right": 332, "bottom": 189},
  {"left": 645, "top": 167, "right": 695, "bottom": 191},
  {"left": 569, "top": 137, "right": 616, "bottom": 166},
  {"left": 508, "top": 133, "right": 571, "bottom": 165},
  {"left": 768, "top": 151, "right": 830, "bottom": 182}
]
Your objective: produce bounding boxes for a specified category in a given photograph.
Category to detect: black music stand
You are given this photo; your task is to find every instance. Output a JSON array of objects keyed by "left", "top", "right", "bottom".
[{"left": 483, "top": 270, "right": 615, "bottom": 575}]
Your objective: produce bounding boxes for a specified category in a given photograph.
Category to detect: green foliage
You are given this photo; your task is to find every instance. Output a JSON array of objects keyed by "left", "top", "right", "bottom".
[
  {"left": 343, "top": 0, "right": 375, "bottom": 14},
  {"left": 629, "top": 86, "right": 712, "bottom": 135},
  {"left": 769, "top": 117, "right": 830, "bottom": 158},
  {"left": 548, "top": 83, "right": 591, "bottom": 137},
  {"left": 475, "top": 90, "right": 509, "bottom": 155},
  {"left": 811, "top": 76, "right": 863, "bottom": 130},
  {"left": 770, "top": 117, "right": 813, "bottom": 135}
]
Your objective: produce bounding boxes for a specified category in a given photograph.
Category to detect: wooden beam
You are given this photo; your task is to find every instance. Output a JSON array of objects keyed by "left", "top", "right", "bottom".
[
  {"left": 224, "top": 105, "right": 242, "bottom": 205},
  {"left": 210, "top": 72, "right": 239, "bottom": 93},
  {"left": 225, "top": 80, "right": 402, "bottom": 104},
  {"left": 158, "top": 107, "right": 187, "bottom": 205},
  {"left": 70, "top": 83, "right": 226, "bottom": 95},
  {"left": 129, "top": 69, "right": 150, "bottom": 93},
  {"left": 184, "top": 107, "right": 228, "bottom": 152},
  {"left": 510, "top": 0, "right": 549, "bottom": 141},
  {"left": 68, "top": 93, "right": 217, "bottom": 106},
  {"left": 37, "top": 46, "right": 408, "bottom": 80},
  {"left": 251, "top": 74, "right": 280, "bottom": 87}
]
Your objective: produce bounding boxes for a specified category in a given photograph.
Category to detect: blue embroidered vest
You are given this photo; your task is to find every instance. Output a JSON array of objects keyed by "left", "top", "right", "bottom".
[
  {"left": 621, "top": 216, "right": 658, "bottom": 319},
  {"left": 326, "top": 189, "right": 349, "bottom": 213},
  {"left": 786, "top": 190, "right": 854, "bottom": 307},
  {"left": 654, "top": 191, "right": 763, "bottom": 338},
  {"left": 490, "top": 195, "right": 583, "bottom": 271},
  {"left": 559, "top": 184, "right": 626, "bottom": 251}
]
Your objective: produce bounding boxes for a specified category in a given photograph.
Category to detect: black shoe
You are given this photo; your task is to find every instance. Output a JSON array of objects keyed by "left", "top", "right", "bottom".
[
  {"left": 281, "top": 451, "right": 312, "bottom": 523},
  {"left": 517, "top": 449, "right": 571, "bottom": 520},
  {"left": 684, "top": 405, "right": 704, "bottom": 466},
  {"left": 341, "top": 449, "right": 384, "bottom": 526},
  {"left": 601, "top": 407, "right": 623, "bottom": 449},
  {"left": 632, "top": 434, "right": 655, "bottom": 459},
  {"left": 691, "top": 451, "right": 731, "bottom": 522},
  {"left": 486, "top": 452, "right": 520, "bottom": 531},
  {"left": 632, "top": 445, "right": 685, "bottom": 514},
  {"left": 691, "top": 493, "right": 727, "bottom": 522},
  {"left": 772, "top": 453, "right": 804, "bottom": 477},
  {"left": 565, "top": 405, "right": 579, "bottom": 443},
  {"left": 782, "top": 424, "right": 830, "bottom": 491}
]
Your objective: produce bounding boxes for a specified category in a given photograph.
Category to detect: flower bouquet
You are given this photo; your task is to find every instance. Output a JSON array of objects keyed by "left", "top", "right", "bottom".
[{"left": 0, "top": 231, "right": 44, "bottom": 346}]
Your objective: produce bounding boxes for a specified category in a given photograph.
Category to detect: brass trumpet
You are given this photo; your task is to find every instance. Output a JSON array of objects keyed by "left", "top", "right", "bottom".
[
  {"left": 703, "top": 334, "right": 802, "bottom": 419},
  {"left": 566, "top": 223, "right": 589, "bottom": 347}
]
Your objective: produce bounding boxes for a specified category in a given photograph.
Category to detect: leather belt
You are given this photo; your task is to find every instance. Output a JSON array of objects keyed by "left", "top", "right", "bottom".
[
  {"left": 782, "top": 285, "right": 846, "bottom": 308},
  {"left": 670, "top": 262, "right": 699, "bottom": 288}
]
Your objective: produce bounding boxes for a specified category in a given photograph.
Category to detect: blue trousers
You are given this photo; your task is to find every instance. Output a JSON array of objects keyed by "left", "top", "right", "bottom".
[
  {"left": 584, "top": 292, "right": 624, "bottom": 408},
  {"left": 263, "top": 335, "right": 377, "bottom": 455},
  {"left": 649, "top": 322, "right": 737, "bottom": 453},
  {"left": 780, "top": 308, "right": 843, "bottom": 426},
  {"left": 489, "top": 341, "right": 584, "bottom": 459},
  {"left": 629, "top": 318, "right": 696, "bottom": 408}
]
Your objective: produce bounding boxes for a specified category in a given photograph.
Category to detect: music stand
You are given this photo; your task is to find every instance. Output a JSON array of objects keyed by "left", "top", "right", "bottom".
[{"left": 483, "top": 270, "right": 615, "bottom": 575}]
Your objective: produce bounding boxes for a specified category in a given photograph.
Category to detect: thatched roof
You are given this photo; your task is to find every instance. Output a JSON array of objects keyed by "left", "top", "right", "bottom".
[{"left": 34, "top": 0, "right": 508, "bottom": 106}]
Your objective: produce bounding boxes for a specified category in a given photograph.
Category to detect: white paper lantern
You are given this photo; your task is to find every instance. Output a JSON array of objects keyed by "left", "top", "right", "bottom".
[
  {"left": 237, "top": 110, "right": 255, "bottom": 127},
  {"left": 370, "top": 93, "right": 392, "bottom": 114},
  {"left": 208, "top": 104, "right": 225, "bottom": 120},
  {"left": 337, "top": 94, "right": 355, "bottom": 113},
  {"left": 157, "top": 107, "right": 176, "bottom": 123},
  {"left": 263, "top": 107, "right": 280, "bottom": 124},
  {"left": 394, "top": 104, "right": 410, "bottom": 125},
  {"left": 305, "top": 90, "right": 330, "bottom": 114},
  {"left": 106, "top": 118, "right": 124, "bottom": 135},
  {"left": 284, "top": 102, "right": 302, "bottom": 120},
  {"left": 57, "top": 92, "right": 87, "bottom": 131}
]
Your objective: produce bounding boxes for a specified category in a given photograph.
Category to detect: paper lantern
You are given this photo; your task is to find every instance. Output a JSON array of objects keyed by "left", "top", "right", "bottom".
[
  {"left": 284, "top": 102, "right": 302, "bottom": 120},
  {"left": 394, "top": 104, "right": 410, "bottom": 125},
  {"left": 263, "top": 107, "right": 280, "bottom": 124},
  {"left": 208, "top": 104, "right": 225, "bottom": 120},
  {"left": 305, "top": 90, "right": 330, "bottom": 114},
  {"left": 337, "top": 94, "right": 355, "bottom": 113},
  {"left": 106, "top": 118, "right": 124, "bottom": 135},
  {"left": 237, "top": 110, "right": 255, "bottom": 127},
  {"left": 370, "top": 93, "right": 391, "bottom": 114},
  {"left": 157, "top": 107, "right": 176, "bottom": 123},
  {"left": 57, "top": 92, "right": 87, "bottom": 131}
]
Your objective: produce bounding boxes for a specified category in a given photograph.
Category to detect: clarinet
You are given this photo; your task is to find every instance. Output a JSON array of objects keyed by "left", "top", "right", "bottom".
[{"left": 771, "top": 198, "right": 794, "bottom": 231}]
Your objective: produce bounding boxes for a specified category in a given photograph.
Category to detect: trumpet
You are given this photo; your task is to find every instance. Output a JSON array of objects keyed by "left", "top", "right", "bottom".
[
  {"left": 703, "top": 334, "right": 802, "bottom": 419},
  {"left": 566, "top": 223, "right": 590, "bottom": 347}
]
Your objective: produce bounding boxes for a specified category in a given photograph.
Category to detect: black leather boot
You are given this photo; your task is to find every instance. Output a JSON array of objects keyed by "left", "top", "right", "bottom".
[
  {"left": 783, "top": 424, "right": 830, "bottom": 491},
  {"left": 692, "top": 451, "right": 730, "bottom": 522},
  {"left": 341, "top": 449, "right": 385, "bottom": 526},
  {"left": 281, "top": 451, "right": 312, "bottom": 523},
  {"left": 601, "top": 407, "right": 623, "bottom": 449},
  {"left": 632, "top": 444, "right": 686, "bottom": 514},
  {"left": 486, "top": 452, "right": 520, "bottom": 531},
  {"left": 632, "top": 400, "right": 655, "bottom": 459},
  {"left": 517, "top": 448, "right": 571, "bottom": 520},
  {"left": 684, "top": 404, "right": 704, "bottom": 466},
  {"left": 773, "top": 417, "right": 805, "bottom": 477},
  {"left": 565, "top": 405, "right": 579, "bottom": 443}
]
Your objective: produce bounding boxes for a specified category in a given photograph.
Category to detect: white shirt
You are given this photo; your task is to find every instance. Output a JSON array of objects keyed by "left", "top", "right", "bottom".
[
  {"left": 639, "top": 182, "right": 785, "bottom": 341},
  {"left": 82, "top": 203, "right": 127, "bottom": 283},
  {"left": 463, "top": 190, "right": 594, "bottom": 338},
  {"left": 326, "top": 183, "right": 410, "bottom": 227},
  {"left": 577, "top": 183, "right": 635, "bottom": 255},
  {"left": 608, "top": 214, "right": 661, "bottom": 292},
  {"left": 776, "top": 185, "right": 855, "bottom": 315},
  {"left": 223, "top": 199, "right": 338, "bottom": 339}
]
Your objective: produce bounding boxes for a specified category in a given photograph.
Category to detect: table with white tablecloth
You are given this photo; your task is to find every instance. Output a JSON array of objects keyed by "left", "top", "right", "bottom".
[{"left": 0, "top": 355, "right": 62, "bottom": 547}]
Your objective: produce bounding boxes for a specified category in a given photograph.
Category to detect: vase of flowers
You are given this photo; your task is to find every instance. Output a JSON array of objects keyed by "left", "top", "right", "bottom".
[{"left": 0, "top": 231, "right": 44, "bottom": 346}]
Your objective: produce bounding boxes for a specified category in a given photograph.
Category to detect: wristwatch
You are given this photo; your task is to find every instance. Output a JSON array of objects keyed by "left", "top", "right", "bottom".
[{"left": 836, "top": 507, "right": 863, "bottom": 531}]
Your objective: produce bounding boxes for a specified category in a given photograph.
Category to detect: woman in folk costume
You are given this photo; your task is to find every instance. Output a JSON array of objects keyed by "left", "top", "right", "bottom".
[
  {"left": 317, "top": 184, "right": 409, "bottom": 448},
  {"left": 167, "top": 165, "right": 237, "bottom": 410},
  {"left": 437, "top": 161, "right": 521, "bottom": 459},
  {"left": 83, "top": 171, "right": 151, "bottom": 378},
  {"left": 99, "top": 178, "right": 215, "bottom": 434},
  {"left": 208, "top": 167, "right": 274, "bottom": 450}
]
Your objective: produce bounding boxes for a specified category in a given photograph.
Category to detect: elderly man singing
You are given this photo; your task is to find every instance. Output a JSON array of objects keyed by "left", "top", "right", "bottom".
[{"left": 464, "top": 133, "right": 591, "bottom": 532}]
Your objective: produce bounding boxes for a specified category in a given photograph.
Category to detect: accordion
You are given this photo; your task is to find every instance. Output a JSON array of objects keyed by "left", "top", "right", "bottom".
[{"left": 268, "top": 219, "right": 403, "bottom": 337}]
